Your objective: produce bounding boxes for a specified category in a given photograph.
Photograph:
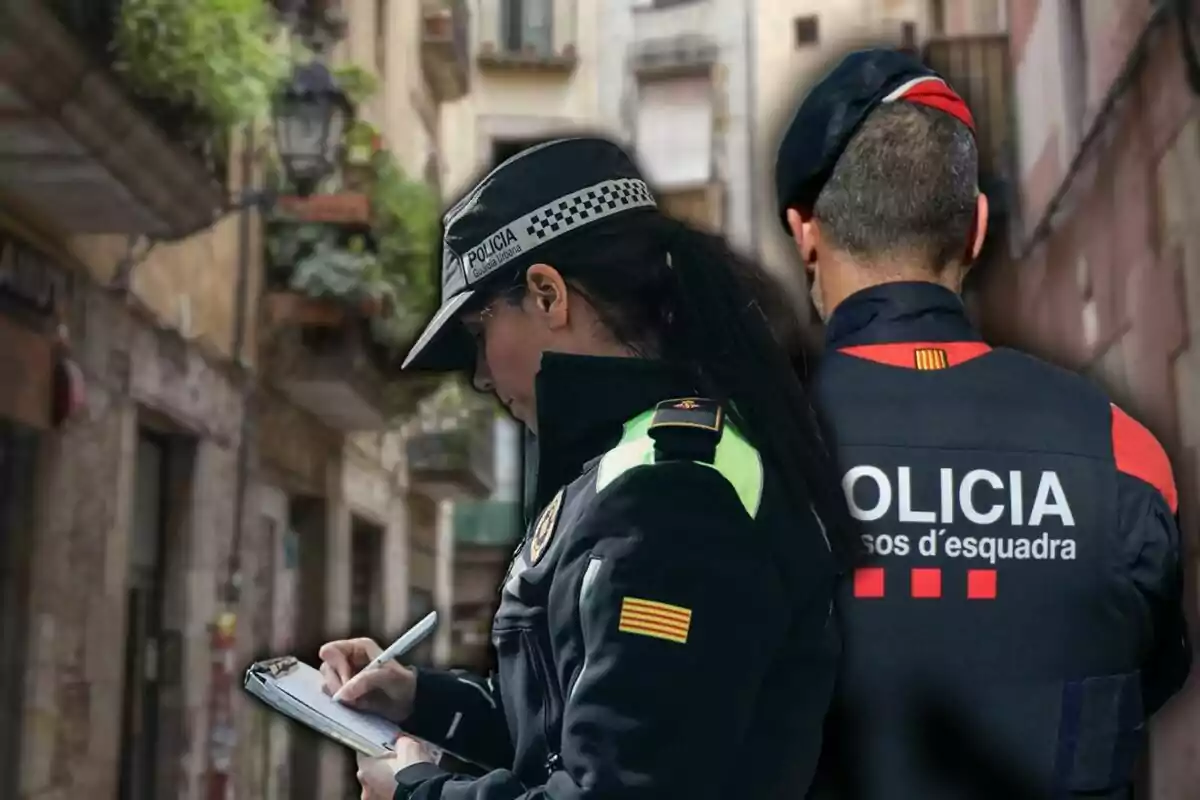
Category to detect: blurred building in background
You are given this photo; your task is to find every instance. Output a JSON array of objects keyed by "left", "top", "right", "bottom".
[
  {"left": 440, "top": 0, "right": 606, "bottom": 196},
  {"left": 0, "top": 1, "right": 494, "bottom": 799},
  {"left": 598, "top": 0, "right": 752, "bottom": 241},
  {"left": 971, "top": 1, "right": 1200, "bottom": 794}
]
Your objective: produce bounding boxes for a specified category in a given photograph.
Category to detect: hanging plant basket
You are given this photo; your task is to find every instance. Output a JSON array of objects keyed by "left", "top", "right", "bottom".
[
  {"left": 265, "top": 291, "right": 346, "bottom": 328},
  {"left": 275, "top": 193, "right": 372, "bottom": 226},
  {"left": 360, "top": 293, "right": 400, "bottom": 318},
  {"left": 342, "top": 120, "right": 384, "bottom": 192}
]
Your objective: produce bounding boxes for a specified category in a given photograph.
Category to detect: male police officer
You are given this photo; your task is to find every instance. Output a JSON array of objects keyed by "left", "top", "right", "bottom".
[{"left": 774, "top": 50, "right": 1192, "bottom": 799}]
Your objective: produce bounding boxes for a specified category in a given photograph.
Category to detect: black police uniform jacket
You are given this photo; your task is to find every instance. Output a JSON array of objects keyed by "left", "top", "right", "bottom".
[
  {"left": 392, "top": 353, "right": 839, "bottom": 800},
  {"left": 807, "top": 283, "right": 1191, "bottom": 800}
]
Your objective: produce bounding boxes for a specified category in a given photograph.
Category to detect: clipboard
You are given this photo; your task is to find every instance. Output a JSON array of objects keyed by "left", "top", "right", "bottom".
[{"left": 244, "top": 656, "right": 409, "bottom": 758}]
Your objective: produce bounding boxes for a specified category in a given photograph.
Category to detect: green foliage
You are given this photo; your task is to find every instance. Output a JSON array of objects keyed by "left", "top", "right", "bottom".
[
  {"left": 368, "top": 151, "right": 441, "bottom": 349},
  {"left": 265, "top": 148, "right": 441, "bottom": 354},
  {"left": 114, "top": 0, "right": 294, "bottom": 128},
  {"left": 343, "top": 119, "right": 382, "bottom": 167},
  {"left": 333, "top": 65, "right": 381, "bottom": 107},
  {"left": 270, "top": 224, "right": 394, "bottom": 306}
]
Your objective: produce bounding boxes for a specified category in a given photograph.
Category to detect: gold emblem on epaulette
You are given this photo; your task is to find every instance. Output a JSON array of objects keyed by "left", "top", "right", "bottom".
[
  {"left": 674, "top": 399, "right": 700, "bottom": 409},
  {"left": 530, "top": 488, "right": 565, "bottom": 565}
]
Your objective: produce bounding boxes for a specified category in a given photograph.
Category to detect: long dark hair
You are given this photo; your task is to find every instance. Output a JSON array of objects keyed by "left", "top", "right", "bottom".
[{"left": 486, "top": 209, "right": 855, "bottom": 566}]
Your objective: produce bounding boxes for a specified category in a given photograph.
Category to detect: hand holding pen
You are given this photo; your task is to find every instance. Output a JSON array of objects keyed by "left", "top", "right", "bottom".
[{"left": 317, "top": 611, "right": 439, "bottom": 726}]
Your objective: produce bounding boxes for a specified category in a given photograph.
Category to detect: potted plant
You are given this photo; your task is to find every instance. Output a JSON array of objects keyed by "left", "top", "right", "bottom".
[
  {"left": 365, "top": 150, "right": 441, "bottom": 350},
  {"left": 113, "top": 0, "right": 294, "bottom": 130},
  {"left": 342, "top": 120, "right": 384, "bottom": 191}
]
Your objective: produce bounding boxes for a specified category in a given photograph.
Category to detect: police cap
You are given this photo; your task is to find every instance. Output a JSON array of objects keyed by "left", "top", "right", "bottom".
[
  {"left": 773, "top": 48, "right": 976, "bottom": 232},
  {"left": 402, "top": 137, "right": 658, "bottom": 371}
]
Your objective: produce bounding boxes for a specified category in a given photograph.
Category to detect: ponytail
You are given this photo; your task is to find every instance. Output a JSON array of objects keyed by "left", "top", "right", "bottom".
[
  {"left": 654, "top": 216, "right": 856, "bottom": 568},
  {"left": 493, "top": 209, "right": 856, "bottom": 566}
]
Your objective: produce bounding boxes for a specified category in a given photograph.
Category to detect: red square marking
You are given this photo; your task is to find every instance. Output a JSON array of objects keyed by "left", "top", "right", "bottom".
[
  {"left": 967, "top": 569, "right": 997, "bottom": 600},
  {"left": 853, "top": 567, "right": 885, "bottom": 598},
  {"left": 911, "top": 568, "right": 942, "bottom": 598}
]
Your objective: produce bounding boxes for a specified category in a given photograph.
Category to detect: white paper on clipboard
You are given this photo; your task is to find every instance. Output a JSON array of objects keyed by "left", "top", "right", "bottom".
[{"left": 244, "top": 656, "right": 404, "bottom": 758}]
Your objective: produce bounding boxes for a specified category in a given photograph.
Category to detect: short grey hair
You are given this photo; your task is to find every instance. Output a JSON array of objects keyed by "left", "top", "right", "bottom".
[{"left": 812, "top": 102, "right": 979, "bottom": 271}]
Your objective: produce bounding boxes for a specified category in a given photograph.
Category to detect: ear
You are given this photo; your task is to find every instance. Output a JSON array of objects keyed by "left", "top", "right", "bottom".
[
  {"left": 968, "top": 193, "right": 989, "bottom": 264},
  {"left": 524, "top": 263, "right": 570, "bottom": 329},
  {"left": 785, "top": 208, "right": 820, "bottom": 273}
]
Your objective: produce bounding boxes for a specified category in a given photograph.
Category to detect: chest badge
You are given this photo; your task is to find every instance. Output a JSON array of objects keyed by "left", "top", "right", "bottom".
[{"left": 530, "top": 489, "right": 565, "bottom": 565}]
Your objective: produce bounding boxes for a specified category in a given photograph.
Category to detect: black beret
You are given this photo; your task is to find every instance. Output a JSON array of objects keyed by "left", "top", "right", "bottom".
[{"left": 774, "top": 48, "right": 973, "bottom": 231}]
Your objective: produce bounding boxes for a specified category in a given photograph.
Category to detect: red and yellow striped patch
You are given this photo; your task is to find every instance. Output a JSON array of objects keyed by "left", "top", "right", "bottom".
[
  {"left": 617, "top": 597, "right": 692, "bottom": 644},
  {"left": 914, "top": 347, "right": 949, "bottom": 370}
]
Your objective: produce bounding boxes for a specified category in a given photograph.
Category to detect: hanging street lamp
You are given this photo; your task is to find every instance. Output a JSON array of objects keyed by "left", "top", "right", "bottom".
[{"left": 273, "top": 60, "right": 353, "bottom": 197}]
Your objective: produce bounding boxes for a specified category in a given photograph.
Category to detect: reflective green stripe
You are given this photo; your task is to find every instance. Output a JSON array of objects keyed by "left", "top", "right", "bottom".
[{"left": 595, "top": 409, "right": 764, "bottom": 518}]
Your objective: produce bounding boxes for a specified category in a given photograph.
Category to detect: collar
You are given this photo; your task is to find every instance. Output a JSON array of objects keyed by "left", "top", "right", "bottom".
[
  {"left": 823, "top": 281, "right": 980, "bottom": 350},
  {"left": 523, "top": 353, "right": 697, "bottom": 517}
]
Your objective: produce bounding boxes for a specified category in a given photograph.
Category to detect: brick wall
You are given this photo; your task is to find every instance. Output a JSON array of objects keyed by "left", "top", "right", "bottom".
[{"left": 975, "top": 2, "right": 1200, "bottom": 795}]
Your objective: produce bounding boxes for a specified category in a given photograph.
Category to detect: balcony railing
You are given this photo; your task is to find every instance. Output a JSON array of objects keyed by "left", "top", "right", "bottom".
[
  {"left": 630, "top": 33, "right": 718, "bottom": 79},
  {"left": 475, "top": 0, "right": 578, "bottom": 73},
  {"left": 631, "top": 0, "right": 714, "bottom": 44},
  {"left": 922, "top": 34, "right": 1015, "bottom": 222},
  {"left": 453, "top": 500, "right": 522, "bottom": 547},
  {"left": 422, "top": 0, "right": 471, "bottom": 102},
  {"left": 0, "top": 0, "right": 227, "bottom": 236},
  {"left": 407, "top": 413, "right": 496, "bottom": 499}
]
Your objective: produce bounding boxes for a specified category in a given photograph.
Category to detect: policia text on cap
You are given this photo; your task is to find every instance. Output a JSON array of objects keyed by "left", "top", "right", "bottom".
[
  {"left": 775, "top": 49, "right": 1192, "bottom": 800},
  {"left": 317, "top": 137, "right": 853, "bottom": 800}
]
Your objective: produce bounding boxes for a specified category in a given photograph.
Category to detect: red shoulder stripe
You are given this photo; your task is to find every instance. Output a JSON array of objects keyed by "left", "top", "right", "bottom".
[
  {"left": 1111, "top": 404, "right": 1178, "bottom": 513},
  {"left": 839, "top": 341, "right": 992, "bottom": 369}
]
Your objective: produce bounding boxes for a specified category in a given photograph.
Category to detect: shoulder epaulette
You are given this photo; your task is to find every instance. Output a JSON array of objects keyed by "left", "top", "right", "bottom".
[
  {"left": 648, "top": 397, "right": 724, "bottom": 464},
  {"left": 596, "top": 397, "right": 763, "bottom": 517}
]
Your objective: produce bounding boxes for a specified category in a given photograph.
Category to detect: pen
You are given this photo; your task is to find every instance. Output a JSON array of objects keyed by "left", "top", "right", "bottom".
[{"left": 333, "top": 610, "right": 439, "bottom": 702}]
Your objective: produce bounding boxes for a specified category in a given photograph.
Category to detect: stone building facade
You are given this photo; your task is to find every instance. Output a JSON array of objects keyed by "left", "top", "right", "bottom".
[
  {"left": 0, "top": 3, "right": 475, "bottom": 800},
  {"left": 975, "top": 2, "right": 1200, "bottom": 795}
]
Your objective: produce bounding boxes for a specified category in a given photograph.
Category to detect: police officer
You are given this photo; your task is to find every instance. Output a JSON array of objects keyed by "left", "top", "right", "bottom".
[
  {"left": 319, "top": 137, "right": 852, "bottom": 800},
  {"left": 774, "top": 50, "right": 1192, "bottom": 799}
]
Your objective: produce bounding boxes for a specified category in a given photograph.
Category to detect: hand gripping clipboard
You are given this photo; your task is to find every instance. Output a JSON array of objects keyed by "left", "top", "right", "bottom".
[{"left": 244, "top": 656, "right": 404, "bottom": 758}]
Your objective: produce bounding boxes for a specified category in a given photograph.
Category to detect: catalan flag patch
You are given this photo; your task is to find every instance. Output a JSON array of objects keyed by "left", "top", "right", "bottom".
[
  {"left": 618, "top": 597, "right": 692, "bottom": 644},
  {"left": 914, "top": 347, "right": 949, "bottom": 370}
]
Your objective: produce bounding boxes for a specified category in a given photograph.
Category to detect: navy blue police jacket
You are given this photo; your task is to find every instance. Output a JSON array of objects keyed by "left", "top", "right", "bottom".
[
  {"left": 807, "top": 282, "right": 1192, "bottom": 800},
  {"left": 392, "top": 353, "right": 839, "bottom": 800}
]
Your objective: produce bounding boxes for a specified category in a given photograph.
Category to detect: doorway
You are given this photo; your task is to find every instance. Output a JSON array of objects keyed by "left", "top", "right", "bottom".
[
  {"left": 0, "top": 420, "right": 39, "bottom": 799},
  {"left": 117, "top": 430, "right": 187, "bottom": 800},
  {"left": 288, "top": 495, "right": 328, "bottom": 800},
  {"left": 345, "top": 517, "right": 386, "bottom": 787}
]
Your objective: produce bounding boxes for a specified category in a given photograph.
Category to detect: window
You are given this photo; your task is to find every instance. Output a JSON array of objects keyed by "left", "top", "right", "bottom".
[
  {"left": 794, "top": 15, "right": 819, "bottom": 47},
  {"left": 973, "top": 0, "right": 1003, "bottom": 33},
  {"left": 635, "top": 77, "right": 713, "bottom": 189},
  {"left": 930, "top": 0, "right": 945, "bottom": 35},
  {"left": 407, "top": 589, "right": 436, "bottom": 665},
  {"left": 423, "top": 152, "right": 442, "bottom": 198},
  {"left": 500, "top": 0, "right": 553, "bottom": 55},
  {"left": 375, "top": 0, "right": 388, "bottom": 74}
]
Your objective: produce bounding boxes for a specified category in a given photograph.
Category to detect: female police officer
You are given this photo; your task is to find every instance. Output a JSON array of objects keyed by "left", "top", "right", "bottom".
[{"left": 318, "top": 137, "right": 851, "bottom": 800}]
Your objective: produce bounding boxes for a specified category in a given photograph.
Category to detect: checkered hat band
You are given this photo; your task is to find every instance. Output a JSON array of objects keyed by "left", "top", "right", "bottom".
[{"left": 457, "top": 178, "right": 657, "bottom": 284}]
